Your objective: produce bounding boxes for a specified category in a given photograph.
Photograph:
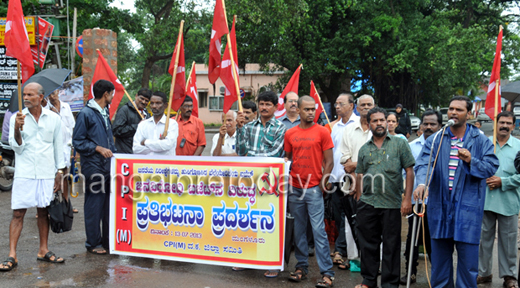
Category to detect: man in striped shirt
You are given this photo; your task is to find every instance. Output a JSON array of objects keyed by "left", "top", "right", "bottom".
[{"left": 236, "top": 91, "right": 287, "bottom": 158}]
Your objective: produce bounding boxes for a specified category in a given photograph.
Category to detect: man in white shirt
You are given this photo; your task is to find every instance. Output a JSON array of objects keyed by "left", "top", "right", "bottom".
[
  {"left": 339, "top": 94, "right": 375, "bottom": 199},
  {"left": 133, "top": 91, "right": 178, "bottom": 156},
  {"left": 327, "top": 93, "right": 359, "bottom": 268},
  {"left": 46, "top": 90, "right": 76, "bottom": 211},
  {"left": 0, "top": 83, "right": 66, "bottom": 271},
  {"left": 211, "top": 110, "right": 237, "bottom": 156}
]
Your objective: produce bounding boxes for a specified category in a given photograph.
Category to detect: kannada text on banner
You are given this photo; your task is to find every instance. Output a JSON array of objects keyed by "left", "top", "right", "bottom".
[{"left": 110, "top": 154, "right": 288, "bottom": 270}]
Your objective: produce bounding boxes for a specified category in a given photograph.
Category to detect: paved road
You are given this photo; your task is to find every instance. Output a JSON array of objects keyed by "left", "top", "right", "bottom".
[{"left": 0, "top": 120, "right": 514, "bottom": 287}]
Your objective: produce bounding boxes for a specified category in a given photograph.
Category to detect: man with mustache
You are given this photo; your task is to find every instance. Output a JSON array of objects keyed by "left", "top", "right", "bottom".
[
  {"left": 242, "top": 100, "right": 257, "bottom": 123},
  {"left": 477, "top": 111, "right": 520, "bottom": 288},
  {"left": 133, "top": 91, "right": 178, "bottom": 156},
  {"left": 400, "top": 109, "right": 441, "bottom": 284},
  {"left": 0, "top": 83, "right": 66, "bottom": 271},
  {"left": 354, "top": 107, "right": 415, "bottom": 288},
  {"left": 113, "top": 88, "right": 151, "bottom": 154},
  {"left": 414, "top": 96, "right": 499, "bottom": 288},
  {"left": 279, "top": 92, "right": 300, "bottom": 129},
  {"left": 211, "top": 110, "right": 237, "bottom": 156},
  {"left": 176, "top": 96, "right": 206, "bottom": 156}
]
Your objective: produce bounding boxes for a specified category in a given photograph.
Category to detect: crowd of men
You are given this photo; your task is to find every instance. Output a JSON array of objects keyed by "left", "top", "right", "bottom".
[{"left": 1, "top": 79, "right": 520, "bottom": 288}]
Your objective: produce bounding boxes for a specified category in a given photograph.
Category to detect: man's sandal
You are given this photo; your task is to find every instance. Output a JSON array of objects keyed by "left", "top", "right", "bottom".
[
  {"left": 338, "top": 260, "right": 350, "bottom": 270},
  {"left": 264, "top": 270, "right": 278, "bottom": 278},
  {"left": 0, "top": 257, "right": 17, "bottom": 271},
  {"left": 504, "top": 276, "right": 519, "bottom": 288},
  {"left": 316, "top": 275, "right": 334, "bottom": 288},
  {"left": 37, "top": 251, "right": 65, "bottom": 263},
  {"left": 288, "top": 268, "right": 307, "bottom": 282},
  {"left": 332, "top": 252, "right": 344, "bottom": 265},
  {"left": 354, "top": 285, "right": 372, "bottom": 288}
]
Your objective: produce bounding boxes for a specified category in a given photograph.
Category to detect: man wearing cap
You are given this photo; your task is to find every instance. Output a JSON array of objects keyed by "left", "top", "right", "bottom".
[{"left": 395, "top": 104, "right": 411, "bottom": 139}]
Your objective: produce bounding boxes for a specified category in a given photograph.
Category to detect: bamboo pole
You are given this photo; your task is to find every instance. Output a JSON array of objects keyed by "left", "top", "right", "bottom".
[
  {"left": 313, "top": 82, "right": 332, "bottom": 129},
  {"left": 185, "top": 61, "right": 195, "bottom": 93},
  {"left": 124, "top": 89, "right": 144, "bottom": 119},
  {"left": 493, "top": 25, "right": 503, "bottom": 153},
  {"left": 16, "top": 61, "right": 23, "bottom": 130},
  {"left": 164, "top": 20, "right": 184, "bottom": 137},
  {"left": 226, "top": 15, "right": 242, "bottom": 112}
]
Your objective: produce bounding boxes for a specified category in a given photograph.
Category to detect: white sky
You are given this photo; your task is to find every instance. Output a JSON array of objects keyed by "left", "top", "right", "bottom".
[{"left": 110, "top": 0, "right": 136, "bottom": 13}]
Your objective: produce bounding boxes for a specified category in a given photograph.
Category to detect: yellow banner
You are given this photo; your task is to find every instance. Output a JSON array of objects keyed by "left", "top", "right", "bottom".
[
  {"left": 110, "top": 154, "right": 288, "bottom": 270},
  {"left": 0, "top": 17, "right": 36, "bottom": 46}
]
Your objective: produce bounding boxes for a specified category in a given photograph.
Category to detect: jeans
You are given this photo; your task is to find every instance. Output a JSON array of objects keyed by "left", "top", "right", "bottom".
[
  {"left": 288, "top": 185, "right": 334, "bottom": 277},
  {"left": 331, "top": 184, "right": 347, "bottom": 256}
]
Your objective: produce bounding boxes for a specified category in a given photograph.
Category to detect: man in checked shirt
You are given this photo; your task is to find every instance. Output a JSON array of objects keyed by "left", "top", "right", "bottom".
[{"left": 233, "top": 90, "right": 286, "bottom": 278}]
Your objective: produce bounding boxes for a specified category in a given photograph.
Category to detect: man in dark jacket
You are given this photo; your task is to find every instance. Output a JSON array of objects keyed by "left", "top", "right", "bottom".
[
  {"left": 395, "top": 104, "right": 411, "bottom": 138},
  {"left": 72, "top": 79, "right": 116, "bottom": 255},
  {"left": 112, "top": 88, "right": 151, "bottom": 153}
]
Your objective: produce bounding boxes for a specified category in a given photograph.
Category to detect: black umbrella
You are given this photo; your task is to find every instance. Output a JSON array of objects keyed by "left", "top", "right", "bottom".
[
  {"left": 502, "top": 81, "right": 520, "bottom": 103},
  {"left": 9, "top": 68, "right": 71, "bottom": 112}
]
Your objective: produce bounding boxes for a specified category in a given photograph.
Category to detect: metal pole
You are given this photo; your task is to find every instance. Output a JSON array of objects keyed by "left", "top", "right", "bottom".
[
  {"left": 71, "top": 7, "right": 77, "bottom": 78},
  {"left": 406, "top": 203, "right": 419, "bottom": 288}
]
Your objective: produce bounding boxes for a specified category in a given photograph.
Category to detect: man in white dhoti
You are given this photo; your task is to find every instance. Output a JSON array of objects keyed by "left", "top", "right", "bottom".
[{"left": 0, "top": 83, "right": 66, "bottom": 272}]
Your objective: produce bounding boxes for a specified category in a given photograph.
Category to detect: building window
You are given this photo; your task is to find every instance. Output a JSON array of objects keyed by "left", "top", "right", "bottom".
[
  {"left": 208, "top": 95, "right": 238, "bottom": 111},
  {"left": 199, "top": 91, "right": 208, "bottom": 108}
]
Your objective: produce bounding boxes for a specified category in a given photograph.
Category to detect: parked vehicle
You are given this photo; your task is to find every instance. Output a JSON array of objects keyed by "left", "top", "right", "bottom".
[
  {"left": 410, "top": 115, "right": 420, "bottom": 131},
  {"left": 477, "top": 108, "right": 492, "bottom": 122},
  {"left": 0, "top": 141, "right": 14, "bottom": 191},
  {"left": 440, "top": 107, "right": 449, "bottom": 125}
]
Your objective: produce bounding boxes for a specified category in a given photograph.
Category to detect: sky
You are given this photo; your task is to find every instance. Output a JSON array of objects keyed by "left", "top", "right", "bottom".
[{"left": 110, "top": 0, "right": 136, "bottom": 13}]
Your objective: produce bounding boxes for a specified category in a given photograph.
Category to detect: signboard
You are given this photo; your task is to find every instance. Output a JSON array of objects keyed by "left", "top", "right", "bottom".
[
  {"left": 31, "top": 17, "right": 54, "bottom": 69},
  {"left": 0, "top": 47, "right": 18, "bottom": 80},
  {"left": 110, "top": 155, "right": 288, "bottom": 270},
  {"left": 0, "top": 82, "right": 17, "bottom": 111},
  {"left": 57, "top": 76, "right": 84, "bottom": 112},
  {"left": 76, "top": 35, "right": 83, "bottom": 58},
  {"left": 0, "top": 17, "right": 36, "bottom": 46}
]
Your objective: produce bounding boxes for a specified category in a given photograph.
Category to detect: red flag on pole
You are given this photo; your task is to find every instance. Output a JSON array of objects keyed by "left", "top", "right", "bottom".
[
  {"left": 5, "top": 0, "right": 35, "bottom": 84},
  {"left": 168, "top": 33, "right": 186, "bottom": 111},
  {"left": 186, "top": 64, "right": 199, "bottom": 117},
  {"left": 221, "top": 18, "right": 239, "bottom": 114},
  {"left": 485, "top": 27, "right": 503, "bottom": 119},
  {"left": 208, "top": 0, "right": 229, "bottom": 84},
  {"left": 275, "top": 64, "right": 302, "bottom": 119},
  {"left": 310, "top": 80, "right": 324, "bottom": 123},
  {"left": 89, "top": 50, "right": 125, "bottom": 119}
]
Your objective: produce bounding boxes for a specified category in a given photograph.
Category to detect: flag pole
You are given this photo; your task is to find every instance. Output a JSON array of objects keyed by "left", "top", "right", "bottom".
[
  {"left": 185, "top": 61, "right": 196, "bottom": 93},
  {"left": 313, "top": 82, "right": 332, "bottom": 129},
  {"left": 124, "top": 89, "right": 144, "bottom": 120},
  {"left": 164, "top": 20, "right": 184, "bottom": 137},
  {"left": 16, "top": 61, "right": 23, "bottom": 130},
  {"left": 226, "top": 15, "right": 242, "bottom": 112},
  {"left": 493, "top": 25, "right": 503, "bottom": 153}
]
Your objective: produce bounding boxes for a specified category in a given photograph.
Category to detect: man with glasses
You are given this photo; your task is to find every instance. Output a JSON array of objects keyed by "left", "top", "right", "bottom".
[
  {"left": 279, "top": 92, "right": 300, "bottom": 129},
  {"left": 328, "top": 93, "right": 359, "bottom": 269},
  {"left": 176, "top": 96, "right": 206, "bottom": 156}
]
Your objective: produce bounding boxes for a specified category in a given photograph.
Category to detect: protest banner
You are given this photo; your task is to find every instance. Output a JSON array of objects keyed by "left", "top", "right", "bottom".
[
  {"left": 110, "top": 154, "right": 289, "bottom": 270},
  {"left": 31, "top": 17, "right": 54, "bottom": 69},
  {"left": 57, "top": 76, "right": 84, "bottom": 112},
  {"left": 0, "top": 47, "right": 18, "bottom": 80}
]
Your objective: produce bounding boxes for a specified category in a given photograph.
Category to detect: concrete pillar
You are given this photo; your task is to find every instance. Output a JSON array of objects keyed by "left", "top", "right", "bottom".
[{"left": 81, "top": 28, "right": 117, "bottom": 102}]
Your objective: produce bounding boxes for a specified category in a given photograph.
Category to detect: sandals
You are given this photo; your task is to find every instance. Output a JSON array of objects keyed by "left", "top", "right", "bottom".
[
  {"left": 338, "top": 260, "right": 351, "bottom": 270},
  {"left": 0, "top": 257, "right": 17, "bottom": 271},
  {"left": 504, "top": 276, "right": 519, "bottom": 288},
  {"left": 354, "top": 285, "right": 373, "bottom": 288},
  {"left": 316, "top": 275, "right": 334, "bottom": 288},
  {"left": 332, "top": 252, "right": 344, "bottom": 265},
  {"left": 288, "top": 268, "right": 307, "bottom": 282},
  {"left": 37, "top": 251, "right": 65, "bottom": 263},
  {"left": 87, "top": 247, "right": 107, "bottom": 255},
  {"left": 264, "top": 270, "right": 279, "bottom": 278}
]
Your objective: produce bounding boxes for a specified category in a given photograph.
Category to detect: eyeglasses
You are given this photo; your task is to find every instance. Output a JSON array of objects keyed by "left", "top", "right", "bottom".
[
  {"left": 334, "top": 102, "right": 348, "bottom": 107},
  {"left": 183, "top": 105, "right": 193, "bottom": 109}
]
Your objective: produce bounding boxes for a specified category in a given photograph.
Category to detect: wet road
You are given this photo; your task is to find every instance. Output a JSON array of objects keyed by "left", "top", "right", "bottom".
[{"left": 0, "top": 120, "right": 515, "bottom": 287}]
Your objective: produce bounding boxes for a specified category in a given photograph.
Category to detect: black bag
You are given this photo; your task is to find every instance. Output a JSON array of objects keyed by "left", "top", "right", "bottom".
[{"left": 48, "top": 191, "right": 74, "bottom": 233}]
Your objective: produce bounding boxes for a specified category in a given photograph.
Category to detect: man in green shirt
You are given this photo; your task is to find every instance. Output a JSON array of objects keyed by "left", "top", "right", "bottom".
[
  {"left": 478, "top": 111, "right": 520, "bottom": 288},
  {"left": 354, "top": 107, "right": 415, "bottom": 288}
]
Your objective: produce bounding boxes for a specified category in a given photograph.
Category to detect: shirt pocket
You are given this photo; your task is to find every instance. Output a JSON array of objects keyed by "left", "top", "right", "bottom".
[
  {"left": 40, "top": 129, "right": 54, "bottom": 143},
  {"left": 185, "top": 130, "right": 198, "bottom": 146},
  {"left": 262, "top": 133, "right": 276, "bottom": 149}
]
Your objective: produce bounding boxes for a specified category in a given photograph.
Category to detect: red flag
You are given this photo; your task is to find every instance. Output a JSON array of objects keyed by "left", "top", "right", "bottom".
[
  {"left": 221, "top": 18, "right": 239, "bottom": 114},
  {"left": 208, "top": 0, "right": 229, "bottom": 84},
  {"left": 310, "top": 81, "right": 324, "bottom": 123},
  {"left": 186, "top": 64, "right": 199, "bottom": 117},
  {"left": 89, "top": 50, "right": 125, "bottom": 119},
  {"left": 168, "top": 33, "right": 186, "bottom": 111},
  {"left": 485, "top": 27, "right": 503, "bottom": 119},
  {"left": 5, "top": 0, "right": 35, "bottom": 84},
  {"left": 275, "top": 64, "right": 302, "bottom": 119}
]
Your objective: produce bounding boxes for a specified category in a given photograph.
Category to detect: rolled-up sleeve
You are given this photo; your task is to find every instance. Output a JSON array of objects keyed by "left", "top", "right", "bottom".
[{"left": 9, "top": 113, "right": 24, "bottom": 155}]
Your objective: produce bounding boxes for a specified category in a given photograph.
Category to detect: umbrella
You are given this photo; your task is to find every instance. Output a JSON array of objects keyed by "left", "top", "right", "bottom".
[
  {"left": 9, "top": 68, "right": 71, "bottom": 112},
  {"left": 501, "top": 81, "right": 520, "bottom": 103}
]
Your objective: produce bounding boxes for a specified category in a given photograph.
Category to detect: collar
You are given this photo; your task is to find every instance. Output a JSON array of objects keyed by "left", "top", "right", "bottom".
[
  {"left": 87, "top": 99, "right": 107, "bottom": 114},
  {"left": 498, "top": 134, "right": 515, "bottom": 148},
  {"left": 179, "top": 114, "right": 194, "bottom": 124},
  {"left": 251, "top": 116, "right": 277, "bottom": 127},
  {"left": 279, "top": 114, "right": 300, "bottom": 122},
  {"left": 147, "top": 114, "right": 167, "bottom": 124},
  {"left": 411, "top": 134, "right": 425, "bottom": 146},
  {"left": 368, "top": 133, "right": 392, "bottom": 145},
  {"left": 22, "top": 106, "right": 51, "bottom": 118},
  {"left": 339, "top": 113, "right": 360, "bottom": 126},
  {"left": 226, "top": 131, "right": 237, "bottom": 139},
  {"left": 447, "top": 123, "right": 472, "bottom": 140}
]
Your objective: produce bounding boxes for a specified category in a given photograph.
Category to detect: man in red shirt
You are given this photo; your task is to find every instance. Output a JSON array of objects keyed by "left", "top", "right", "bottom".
[
  {"left": 176, "top": 96, "right": 206, "bottom": 155},
  {"left": 285, "top": 95, "right": 335, "bottom": 288}
]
